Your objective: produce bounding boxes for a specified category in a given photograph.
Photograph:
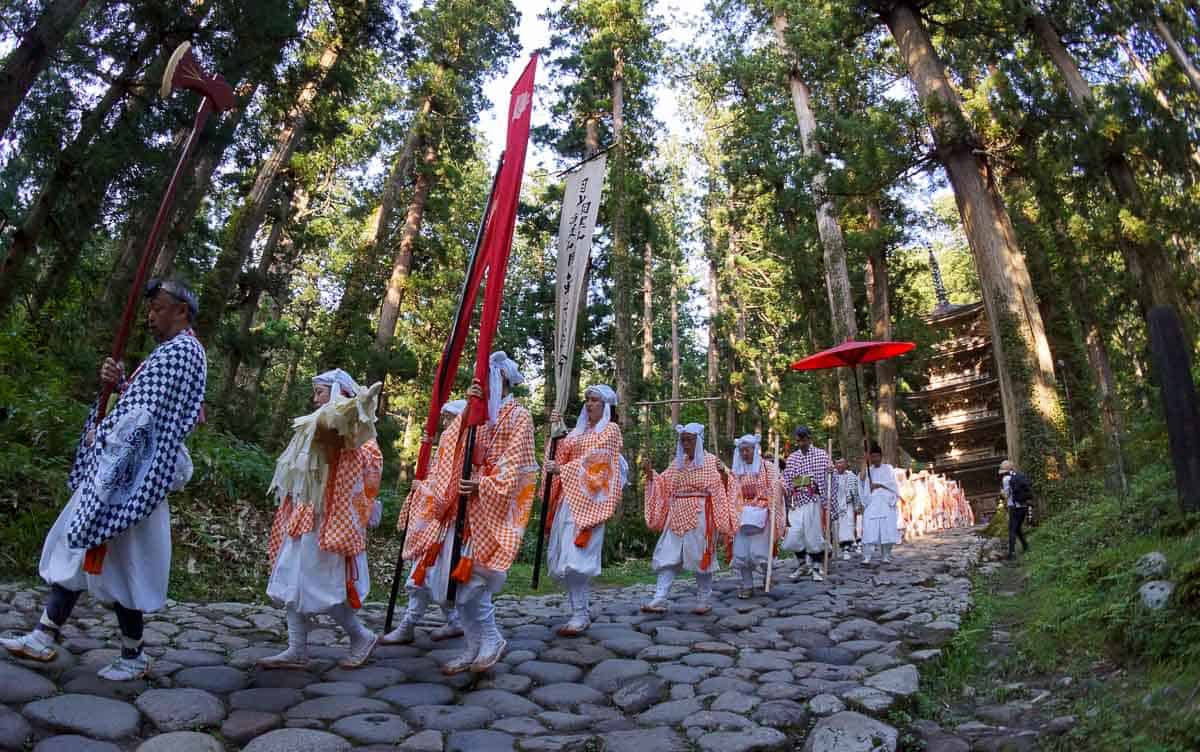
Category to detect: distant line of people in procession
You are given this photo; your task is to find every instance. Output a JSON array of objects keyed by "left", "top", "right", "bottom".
[{"left": 2, "top": 279, "right": 975, "bottom": 682}]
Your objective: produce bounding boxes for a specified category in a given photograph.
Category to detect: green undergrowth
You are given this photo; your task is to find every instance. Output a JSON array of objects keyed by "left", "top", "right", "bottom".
[{"left": 911, "top": 449, "right": 1200, "bottom": 752}]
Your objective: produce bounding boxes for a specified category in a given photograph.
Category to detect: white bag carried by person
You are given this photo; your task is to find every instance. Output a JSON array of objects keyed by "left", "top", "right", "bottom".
[
  {"left": 739, "top": 506, "right": 768, "bottom": 533},
  {"left": 780, "top": 508, "right": 805, "bottom": 552}
]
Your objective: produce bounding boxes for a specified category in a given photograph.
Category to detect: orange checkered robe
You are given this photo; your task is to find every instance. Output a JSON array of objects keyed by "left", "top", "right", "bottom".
[
  {"left": 403, "top": 400, "right": 538, "bottom": 577},
  {"left": 543, "top": 422, "right": 624, "bottom": 536},
  {"left": 731, "top": 463, "right": 785, "bottom": 541},
  {"left": 645, "top": 453, "right": 733, "bottom": 537},
  {"left": 268, "top": 440, "right": 383, "bottom": 569}
]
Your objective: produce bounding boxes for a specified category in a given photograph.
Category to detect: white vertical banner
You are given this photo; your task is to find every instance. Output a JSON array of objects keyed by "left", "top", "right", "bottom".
[{"left": 553, "top": 153, "right": 608, "bottom": 428}]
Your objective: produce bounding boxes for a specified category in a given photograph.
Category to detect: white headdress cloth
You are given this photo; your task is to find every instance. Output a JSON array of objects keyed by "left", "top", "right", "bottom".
[
  {"left": 488, "top": 351, "right": 524, "bottom": 425},
  {"left": 441, "top": 399, "right": 467, "bottom": 416},
  {"left": 313, "top": 368, "right": 359, "bottom": 399},
  {"left": 732, "top": 433, "right": 761, "bottom": 475},
  {"left": 674, "top": 422, "right": 706, "bottom": 469},
  {"left": 571, "top": 384, "right": 629, "bottom": 488}
]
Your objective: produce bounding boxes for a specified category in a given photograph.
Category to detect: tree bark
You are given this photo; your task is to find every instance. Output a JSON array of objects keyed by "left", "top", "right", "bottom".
[
  {"left": 0, "top": 0, "right": 91, "bottom": 141},
  {"left": 706, "top": 254, "right": 721, "bottom": 437},
  {"left": 773, "top": 14, "right": 864, "bottom": 466},
  {"left": 670, "top": 263, "right": 681, "bottom": 426},
  {"left": 331, "top": 95, "right": 432, "bottom": 345},
  {"left": 195, "top": 40, "right": 341, "bottom": 338},
  {"left": 880, "top": 0, "right": 1062, "bottom": 474},
  {"left": 642, "top": 239, "right": 653, "bottom": 384},
  {"left": 865, "top": 200, "right": 898, "bottom": 465},
  {"left": 372, "top": 139, "right": 437, "bottom": 377},
  {"left": 1152, "top": 15, "right": 1200, "bottom": 99},
  {"left": 1, "top": 32, "right": 156, "bottom": 316},
  {"left": 1028, "top": 11, "right": 1180, "bottom": 318},
  {"left": 610, "top": 48, "right": 633, "bottom": 428}
]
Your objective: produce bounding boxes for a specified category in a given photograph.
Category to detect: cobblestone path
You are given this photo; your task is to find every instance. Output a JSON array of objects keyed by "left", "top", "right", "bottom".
[{"left": 0, "top": 529, "right": 983, "bottom": 752}]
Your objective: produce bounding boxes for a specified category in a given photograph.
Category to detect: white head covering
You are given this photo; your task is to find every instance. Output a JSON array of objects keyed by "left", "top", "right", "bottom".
[
  {"left": 732, "top": 433, "right": 761, "bottom": 475},
  {"left": 674, "top": 422, "right": 706, "bottom": 468},
  {"left": 440, "top": 399, "right": 467, "bottom": 416},
  {"left": 488, "top": 351, "right": 524, "bottom": 424},
  {"left": 313, "top": 368, "right": 359, "bottom": 400},
  {"left": 572, "top": 384, "right": 617, "bottom": 436}
]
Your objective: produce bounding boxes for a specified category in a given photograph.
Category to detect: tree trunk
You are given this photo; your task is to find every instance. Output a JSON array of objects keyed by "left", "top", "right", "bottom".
[
  {"left": 706, "top": 254, "right": 720, "bottom": 437},
  {"left": 372, "top": 139, "right": 437, "bottom": 379},
  {"left": 1152, "top": 15, "right": 1200, "bottom": 99},
  {"left": 774, "top": 13, "right": 865, "bottom": 466},
  {"left": 610, "top": 48, "right": 633, "bottom": 427},
  {"left": 331, "top": 96, "right": 433, "bottom": 344},
  {"left": 670, "top": 264, "right": 681, "bottom": 426},
  {"left": 865, "top": 200, "right": 898, "bottom": 464},
  {"left": 195, "top": 40, "right": 341, "bottom": 338},
  {"left": 642, "top": 240, "right": 653, "bottom": 385},
  {"left": 1, "top": 29, "right": 157, "bottom": 317},
  {"left": 1028, "top": 11, "right": 1181, "bottom": 318},
  {"left": 1117, "top": 33, "right": 1200, "bottom": 170},
  {"left": 272, "top": 303, "right": 313, "bottom": 448},
  {"left": 0, "top": 0, "right": 91, "bottom": 141},
  {"left": 881, "top": 0, "right": 1062, "bottom": 476}
]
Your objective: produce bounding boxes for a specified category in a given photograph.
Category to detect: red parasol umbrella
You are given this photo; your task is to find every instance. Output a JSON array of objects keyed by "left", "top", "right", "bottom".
[{"left": 790, "top": 339, "right": 916, "bottom": 485}]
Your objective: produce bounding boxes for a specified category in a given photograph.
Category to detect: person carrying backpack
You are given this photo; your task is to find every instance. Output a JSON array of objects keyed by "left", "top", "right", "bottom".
[{"left": 999, "top": 459, "right": 1032, "bottom": 560}]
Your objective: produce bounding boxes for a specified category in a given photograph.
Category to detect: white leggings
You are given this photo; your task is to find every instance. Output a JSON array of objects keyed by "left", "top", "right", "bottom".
[{"left": 654, "top": 567, "right": 713, "bottom": 601}]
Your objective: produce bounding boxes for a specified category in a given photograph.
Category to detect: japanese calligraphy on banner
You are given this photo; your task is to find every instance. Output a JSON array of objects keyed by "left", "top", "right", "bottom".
[{"left": 553, "top": 153, "right": 608, "bottom": 424}]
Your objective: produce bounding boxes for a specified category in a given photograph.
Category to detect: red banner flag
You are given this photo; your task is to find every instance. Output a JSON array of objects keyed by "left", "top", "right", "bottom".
[
  {"left": 466, "top": 53, "right": 538, "bottom": 428},
  {"left": 411, "top": 54, "right": 538, "bottom": 478}
]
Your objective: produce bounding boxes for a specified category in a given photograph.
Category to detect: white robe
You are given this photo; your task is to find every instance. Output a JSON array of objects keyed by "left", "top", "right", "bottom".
[
  {"left": 40, "top": 448, "right": 192, "bottom": 613},
  {"left": 833, "top": 470, "right": 858, "bottom": 544},
  {"left": 781, "top": 502, "right": 824, "bottom": 555},
  {"left": 861, "top": 464, "right": 900, "bottom": 546},
  {"left": 651, "top": 506, "right": 718, "bottom": 574},
  {"left": 547, "top": 501, "right": 605, "bottom": 581}
]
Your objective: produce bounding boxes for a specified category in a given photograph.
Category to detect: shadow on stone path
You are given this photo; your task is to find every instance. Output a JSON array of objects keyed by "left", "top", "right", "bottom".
[{"left": 0, "top": 528, "right": 983, "bottom": 752}]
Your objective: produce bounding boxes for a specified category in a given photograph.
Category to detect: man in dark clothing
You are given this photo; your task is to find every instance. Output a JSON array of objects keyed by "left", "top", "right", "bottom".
[{"left": 999, "top": 459, "right": 1031, "bottom": 560}]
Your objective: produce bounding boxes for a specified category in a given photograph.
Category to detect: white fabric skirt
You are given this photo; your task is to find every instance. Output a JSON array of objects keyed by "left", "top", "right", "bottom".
[
  {"left": 406, "top": 522, "right": 455, "bottom": 606},
  {"left": 40, "top": 486, "right": 172, "bottom": 613},
  {"left": 651, "top": 507, "right": 718, "bottom": 574},
  {"left": 730, "top": 524, "right": 772, "bottom": 572},
  {"left": 547, "top": 502, "right": 604, "bottom": 581},
  {"left": 781, "top": 503, "right": 824, "bottom": 554},
  {"left": 267, "top": 531, "right": 369, "bottom": 615},
  {"left": 836, "top": 504, "right": 856, "bottom": 544},
  {"left": 862, "top": 502, "right": 900, "bottom": 545}
]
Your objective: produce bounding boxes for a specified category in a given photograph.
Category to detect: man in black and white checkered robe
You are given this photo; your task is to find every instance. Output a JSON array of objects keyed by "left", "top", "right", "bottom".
[{"left": 1, "top": 280, "right": 206, "bottom": 681}]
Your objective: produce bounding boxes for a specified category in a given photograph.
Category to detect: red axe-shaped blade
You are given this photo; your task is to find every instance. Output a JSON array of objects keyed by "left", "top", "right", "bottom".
[{"left": 160, "top": 42, "right": 235, "bottom": 111}]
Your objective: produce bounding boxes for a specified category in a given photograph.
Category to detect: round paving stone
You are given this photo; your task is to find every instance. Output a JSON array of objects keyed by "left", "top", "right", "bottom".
[
  {"left": 23, "top": 694, "right": 141, "bottom": 740},
  {"left": 0, "top": 705, "right": 32, "bottom": 750},
  {"left": 250, "top": 668, "right": 318, "bottom": 689},
  {"left": 490, "top": 716, "right": 545, "bottom": 735},
  {"left": 135, "top": 731, "right": 224, "bottom": 752},
  {"left": 528, "top": 683, "right": 604, "bottom": 710},
  {"left": 637, "top": 698, "right": 703, "bottom": 726},
  {"left": 374, "top": 682, "right": 457, "bottom": 707},
  {"left": 612, "top": 675, "right": 668, "bottom": 714},
  {"left": 447, "top": 729, "right": 515, "bottom": 751},
  {"left": 711, "top": 691, "right": 759, "bottom": 714},
  {"left": 61, "top": 672, "right": 147, "bottom": 701},
  {"left": 462, "top": 689, "right": 542, "bottom": 717},
  {"left": 137, "top": 688, "right": 226, "bottom": 731},
  {"left": 323, "top": 666, "right": 405, "bottom": 689},
  {"left": 330, "top": 712, "right": 411, "bottom": 744},
  {"left": 655, "top": 663, "right": 711, "bottom": 684},
  {"left": 584, "top": 659, "right": 651, "bottom": 692},
  {"left": 175, "top": 665, "right": 249, "bottom": 693},
  {"left": 161, "top": 649, "right": 225, "bottom": 667},
  {"left": 0, "top": 661, "right": 57, "bottom": 702},
  {"left": 682, "top": 653, "right": 734, "bottom": 669},
  {"left": 286, "top": 696, "right": 392, "bottom": 722},
  {"left": 221, "top": 709, "right": 282, "bottom": 744},
  {"left": 681, "top": 711, "right": 757, "bottom": 730},
  {"left": 305, "top": 681, "right": 368, "bottom": 697},
  {"left": 807, "top": 647, "right": 856, "bottom": 666},
  {"left": 754, "top": 699, "right": 810, "bottom": 728},
  {"left": 230, "top": 687, "right": 304, "bottom": 713},
  {"left": 601, "top": 727, "right": 689, "bottom": 752},
  {"left": 802, "top": 711, "right": 898, "bottom": 752},
  {"left": 406, "top": 704, "right": 496, "bottom": 731},
  {"left": 696, "top": 727, "right": 788, "bottom": 752},
  {"left": 241, "top": 728, "right": 352, "bottom": 752},
  {"left": 514, "top": 661, "right": 583, "bottom": 684},
  {"left": 807, "top": 694, "right": 845, "bottom": 717},
  {"left": 32, "top": 735, "right": 122, "bottom": 752}
]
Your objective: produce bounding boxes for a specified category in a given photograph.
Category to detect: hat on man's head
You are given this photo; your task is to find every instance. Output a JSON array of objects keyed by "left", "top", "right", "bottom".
[
  {"left": 998, "top": 459, "right": 1014, "bottom": 475},
  {"left": 794, "top": 425, "right": 811, "bottom": 438},
  {"left": 145, "top": 278, "right": 199, "bottom": 319}
]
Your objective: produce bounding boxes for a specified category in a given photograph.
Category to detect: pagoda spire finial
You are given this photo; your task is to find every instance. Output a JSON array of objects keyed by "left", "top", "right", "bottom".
[{"left": 929, "top": 245, "right": 951, "bottom": 311}]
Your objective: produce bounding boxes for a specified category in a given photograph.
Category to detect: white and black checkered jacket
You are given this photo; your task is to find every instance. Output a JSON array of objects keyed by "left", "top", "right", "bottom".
[{"left": 67, "top": 332, "right": 207, "bottom": 549}]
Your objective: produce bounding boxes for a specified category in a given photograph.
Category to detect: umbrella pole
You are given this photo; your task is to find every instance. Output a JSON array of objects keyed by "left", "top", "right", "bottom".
[{"left": 850, "top": 366, "right": 872, "bottom": 490}]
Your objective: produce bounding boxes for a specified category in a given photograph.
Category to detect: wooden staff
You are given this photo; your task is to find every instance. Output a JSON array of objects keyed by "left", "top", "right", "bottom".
[
  {"left": 531, "top": 432, "right": 563, "bottom": 589},
  {"left": 765, "top": 432, "right": 780, "bottom": 592},
  {"left": 824, "top": 437, "right": 833, "bottom": 576}
]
